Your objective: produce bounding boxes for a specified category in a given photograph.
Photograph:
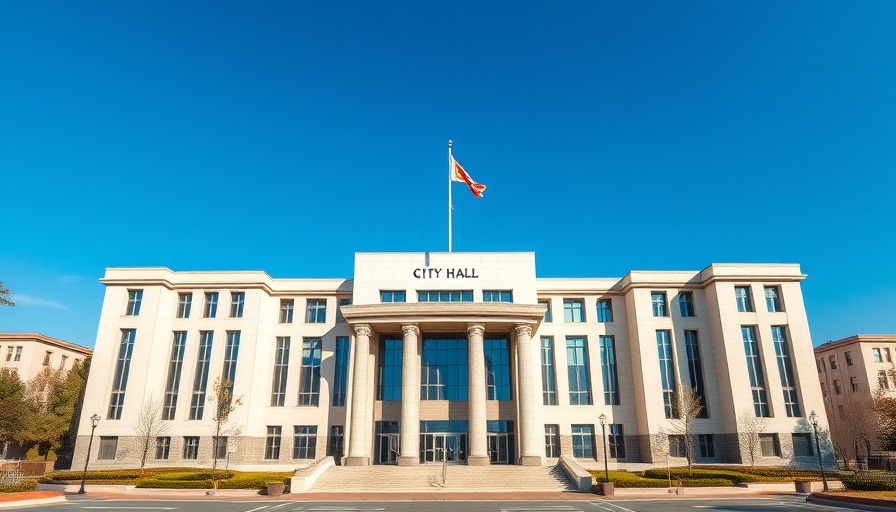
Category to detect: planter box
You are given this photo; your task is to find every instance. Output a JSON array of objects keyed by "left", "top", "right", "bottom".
[
  {"left": 266, "top": 482, "right": 284, "bottom": 496},
  {"left": 597, "top": 482, "right": 614, "bottom": 496}
]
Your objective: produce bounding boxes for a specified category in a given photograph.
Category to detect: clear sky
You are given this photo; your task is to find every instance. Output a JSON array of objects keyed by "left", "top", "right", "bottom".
[{"left": 1, "top": 1, "right": 894, "bottom": 349}]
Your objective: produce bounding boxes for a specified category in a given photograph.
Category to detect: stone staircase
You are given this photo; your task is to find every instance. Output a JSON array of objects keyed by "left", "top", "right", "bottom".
[{"left": 309, "top": 464, "right": 576, "bottom": 492}]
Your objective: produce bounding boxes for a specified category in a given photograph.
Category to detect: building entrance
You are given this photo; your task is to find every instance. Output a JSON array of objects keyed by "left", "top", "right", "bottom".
[
  {"left": 375, "top": 433, "right": 399, "bottom": 465},
  {"left": 487, "top": 432, "right": 513, "bottom": 464},
  {"left": 420, "top": 433, "right": 467, "bottom": 464}
]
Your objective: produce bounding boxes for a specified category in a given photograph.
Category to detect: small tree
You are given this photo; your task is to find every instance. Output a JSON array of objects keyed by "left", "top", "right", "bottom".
[
  {"left": 22, "top": 367, "right": 71, "bottom": 459},
  {"left": 737, "top": 408, "right": 768, "bottom": 466},
  {"left": 873, "top": 368, "right": 896, "bottom": 451},
  {"left": 132, "top": 395, "right": 169, "bottom": 474},
  {"left": 664, "top": 385, "right": 704, "bottom": 476},
  {"left": 209, "top": 378, "right": 242, "bottom": 489},
  {"left": 650, "top": 430, "right": 672, "bottom": 487},
  {"left": 0, "top": 368, "right": 27, "bottom": 458},
  {"left": 0, "top": 280, "right": 14, "bottom": 306}
]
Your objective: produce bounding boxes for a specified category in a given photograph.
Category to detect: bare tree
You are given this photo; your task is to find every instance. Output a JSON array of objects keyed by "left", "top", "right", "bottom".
[
  {"left": 873, "top": 369, "right": 896, "bottom": 451},
  {"left": 737, "top": 408, "right": 768, "bottom": 466},
  {"left": 650, "top": 430, "right": 672, "bottom": 487},
  {"left": 0, "top": 280, "right": 14, "bottom": 307},
  {"left": 662, "top": 385, "right": 704, "bottom": 476},
  {"left": 209, "top": 377, "right": 242, "bottom": 490},
  {"left": 132, "top": 395, "right": 169, "bottom": 474}
]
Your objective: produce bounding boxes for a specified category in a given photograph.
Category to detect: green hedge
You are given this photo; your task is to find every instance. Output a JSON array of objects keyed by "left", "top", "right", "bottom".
[
  {"left": 0, "top": 478, "right": 38, "bottom": 493},
  {"left": 136, "top": 478, "right": 211, "bottom": 489},
  {"left": 135, "top": 470, "right": 293, "bottom": 490},
  {"left": 841, "top": 473, "right": 896, "bottom": 491}
]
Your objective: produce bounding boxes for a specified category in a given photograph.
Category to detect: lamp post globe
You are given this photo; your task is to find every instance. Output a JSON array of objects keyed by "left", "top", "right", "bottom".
[{"left": 78, "top": 414, "right": 101, "bottom": 495}]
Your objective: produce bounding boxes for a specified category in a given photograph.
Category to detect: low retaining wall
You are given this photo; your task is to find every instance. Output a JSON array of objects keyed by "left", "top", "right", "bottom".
[
  {"left": 290, "top": 456, "right": 335, "bottom": 492},
  {"left": 558, "top": 455, "right": 592, "bottom": 492}
]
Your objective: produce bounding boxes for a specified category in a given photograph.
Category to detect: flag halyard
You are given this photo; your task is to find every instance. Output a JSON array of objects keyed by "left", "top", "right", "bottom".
[{"left": 451, "top": 157, "right": 486, "bottom": 198}]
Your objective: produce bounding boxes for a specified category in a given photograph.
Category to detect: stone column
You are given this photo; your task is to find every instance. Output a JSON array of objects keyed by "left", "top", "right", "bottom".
[
  {"left": 398, "top": 324, "right": 421, "bottom": 465},
  {"left": 515, "top": 324, "right": 544, "bottom": 465},
  {"left": 345, "top": 323, "right": 372, "bottom": 466},
  {"left": 467, "top": 324, "right": 489, "bottom": 465}
]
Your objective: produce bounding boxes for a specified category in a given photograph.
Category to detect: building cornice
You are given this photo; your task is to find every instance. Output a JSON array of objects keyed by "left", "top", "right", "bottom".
[
  {"left": 814, "top": 334, "right": 896, "bottom": 353},
  {"left": 340, "top": 303, "right": 545, "bottom": 333},
  {"left": 0, "top": 333, "right": 93, "bottom": 355}
]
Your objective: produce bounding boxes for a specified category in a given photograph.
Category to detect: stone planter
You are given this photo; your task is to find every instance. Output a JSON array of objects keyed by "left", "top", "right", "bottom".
[
  {"left": 597, "top": 481, "right": 614, "bottom": 496},
  {"left": 266, "top": 482, "right": 285, "bottom": 496},
  {"left": 795, "top": 480, "right": 812, "bottom": 493}
]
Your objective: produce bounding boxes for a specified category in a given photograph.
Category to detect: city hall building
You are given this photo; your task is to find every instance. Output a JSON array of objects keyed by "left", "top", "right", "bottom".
[{"left": 73, "top": 252, "right": 828, "bottom": 470}]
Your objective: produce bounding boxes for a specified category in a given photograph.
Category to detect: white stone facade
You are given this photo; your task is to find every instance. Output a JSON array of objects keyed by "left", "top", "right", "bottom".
[{"left": 72, "top": 252, "right": 829, "bottom": 470}]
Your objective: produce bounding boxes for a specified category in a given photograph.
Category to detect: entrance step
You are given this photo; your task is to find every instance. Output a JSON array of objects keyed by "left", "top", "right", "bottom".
[{"left": 309, "top": 464, "right": 577, "bottom": 492}]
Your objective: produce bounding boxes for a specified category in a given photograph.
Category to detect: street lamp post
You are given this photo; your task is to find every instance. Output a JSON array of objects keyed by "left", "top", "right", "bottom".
[
  {"left": 78, "top": 414, "right": 101, "bottom": 495},
  {"left": 809, "top": 410, "right": 829, "bottom": 492},
  {"left": 599, "top": 413, "right": 609, "bottom": 483}
]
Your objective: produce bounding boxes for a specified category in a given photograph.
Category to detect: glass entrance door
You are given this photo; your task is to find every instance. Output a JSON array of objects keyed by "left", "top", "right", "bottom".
[
  {"left": 488, "top": 433, "right": 513, "bottom": 464},
  {"left": 375, "top": 433, "right": 400, "bottom": 465},
  {"left": 420, "top": 433, "right": 467, "bottom": 464}
]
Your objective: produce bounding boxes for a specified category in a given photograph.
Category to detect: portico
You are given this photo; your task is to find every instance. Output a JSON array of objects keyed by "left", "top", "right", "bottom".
[{"left": 340, "top": 302, "right": 545, "bottom": 466}]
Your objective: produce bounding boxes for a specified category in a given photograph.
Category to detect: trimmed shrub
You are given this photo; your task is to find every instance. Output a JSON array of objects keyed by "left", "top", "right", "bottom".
[
  {"left": 841, "top": 473, "right": 896, "bottom": 491},
  {"left": 137, "top": 478, "right": 211, "bottom": 489},
  {"left": 0, "top": 478, "right": 38, "bottom": 493}
]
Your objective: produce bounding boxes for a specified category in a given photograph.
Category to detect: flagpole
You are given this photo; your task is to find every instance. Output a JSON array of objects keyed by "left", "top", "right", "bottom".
[{"left": 448, "top": 139, "right": 453, "bottom": 253}]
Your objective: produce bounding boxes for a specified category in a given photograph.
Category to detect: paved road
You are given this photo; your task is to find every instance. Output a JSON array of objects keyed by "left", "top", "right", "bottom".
[{"left": 17, "top": 497, "right": 871, "bottom": 512}]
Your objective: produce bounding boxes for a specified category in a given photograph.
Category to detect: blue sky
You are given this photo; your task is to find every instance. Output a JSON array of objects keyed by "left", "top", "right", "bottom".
[{"left": 1, "top": 1, "right": 893, "bottom": 349}]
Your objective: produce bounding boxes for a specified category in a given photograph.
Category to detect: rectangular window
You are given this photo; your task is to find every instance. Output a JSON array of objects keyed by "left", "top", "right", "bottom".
[
  {"left": 697, "top": 434, "right": 715, "bottom": 458},
  {"left": 305, "top": 299, "right": 327, "bottom": 323},
  {"left": 885, "top": 348, "right": 893, "bottom": 363},
  {"left": 563, "top": 299, "right": 585, "bottom": 323},
  {"left": 177, "top": 293, "right": 192, "bottom": 318},
  {"left": 539, "top": 300, "right": 552, "bottom": 322},
  {"left": 608, "top": 424, "right": 625, "bottom": 459},
  {"left": 271, "top": 337, "right": 290, "bottom": 407},
  {"left": 59, "top": 354, "right": 68, "bottom": 370},
  {"left": 571, "top": 425, "right": 594, "bottom": 459},
  {"left": 772, "top": 326, "right": 800, "bottom": 417},
  {"left": 735, "top": 286, "right": 753, "bottom": 312},
  {"left": 838, "top": 404, "right": 846, "bottom": 419},
  {"left": 485, "top": 337, "right": 511, "bottom": 400},
  {"left": 203, "top": 292, "right": 218, "bottom": 318},
  {"left": 43, "top": 351, "right": 52, "bottom": 366},
  {"left": 679, "top": 292, "right": 695, "bottom": 317},
  {"left": 545, "top": 425, "right": 560, "bottom": 458},
  {"left": 333, "top": 336, "right": 350, "bottom": 406},
  {"left": 821, "top": 382, "right": 827, "bottom": 397},
  {"left": 108, "top": 329, "right": 136, "bottom": 420},
  {"left": 417, "top": 290, "right": 473, "bottom": 302},
  {"left": 566, "top": 336, "right": 592, "bottom": 405},
  {"left": 298, "top": 338, "right": 322, "bottom": 406},
  {"left": 13, "top": 346, "right": 21, "bottom": 362},
  {"left": 189, "top": 331, "right": 214, "bottom": 420},
  {"left": 657, "top": 330, "right": 677, "bottom": 418},
  {"left": 162, "top": 331, "right": 188, "bottom": 420},
  {"left": 336, "top": 298, "right": 351, "bottom": 323},
  {"left": 420, "top": 335, "right": 469, "bottom": 400},
  {"left": 669, "top": 435, "right": 687, "bottom": 458},
  {"left": 760, "top": 433, "right": 781, "bottom": 457},
  {"left": 851, "top": 376, "right": 859, "bottom": 392},
  {"left": 879, "top": 370, "right": 890, "bottom": 390},
  {"left": 264, "top": 426, "right": 282, "bottom": 460},
  {"left": 126, "top": 290, "right": 143, "bottom": 316},
  {"left": 743, "top": 326, "right": 769, "bottom": 417},
  {"left": 183, "top": 437, "right": 199, "bottom": 459},
  {"left": 4, "top": 347, "right": 11, "bottom": 362},
  {"left": 872, "top": 348, "right": 883, "bottom": 363},
  {"left": 834, "top": 379, "right": 842, "bottom": 395},
  {"left": 829, "top": 355, "right": 837, "bottom": 369},
  {"left": 651, "top": 292, "right": 667, "bottom": 317},
  {"left": 483, "top": 290, "right": 513, "bottom": 302},
  {"left": 378, "top": 337, "right": 403, "bottom": 401},
  {"left": 98, "top": 437, "right": 118, "bottom": 460},
  {"left": 229, "top": 292, "right": 245, "bottom": 318},
  {"left": 541, "top": 337, "right": 557, "bottom": 405},
  {"left": 279, "top": 299, "right": 294, "bottom": 323},
  {"left": 792, "top": 433, "right": 814, "bottom": 457},
  {"left": 293, "top": 425, "right": 318, "bottom": 459},
  {"left": 596, "top": 299, "right": 613, "bottom": 322},
  {"left": 845, "top": 351, "right": 853, "bottom": 366},
  {"left": 155, "top": 437, "right": 170, "bottom": 460},
  {"left": 764, "top": 286, "right": 782, "bottom": 312},
  {"left": 222, "top": 331, "right": 240, "bottom": 391},
  {"left": 600, "top": 336, "right": 619, "bottom": 405},
  {"left": 684, "top": 330, "right": 708, "bottom": 418},
  {"left": 380, "top": 290, "right": 406, "bottom": 303},
  {"left": 213, "top": 436, "right": 227, "bottom": 460}
]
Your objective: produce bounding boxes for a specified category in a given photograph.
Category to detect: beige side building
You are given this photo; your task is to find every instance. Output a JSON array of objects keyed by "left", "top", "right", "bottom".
[
  {"left": 72, "top": 252, "right": 831, "bottom": 471},
  {"left": 0, "top": 332, "right": 92, "bottom": 382},
  {"left": 814, "top": 334, "right": 896, "bottom": 461}
]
